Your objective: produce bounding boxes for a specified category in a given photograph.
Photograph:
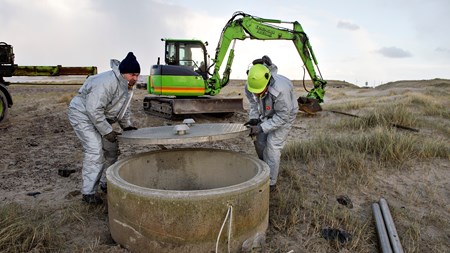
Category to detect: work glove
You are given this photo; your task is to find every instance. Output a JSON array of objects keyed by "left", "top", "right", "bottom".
[
  {"left": 123, "top": 126, "right": 138, "bottom": 131},
  {"left": 104, "top": 131, "right": 121, "bottom": 143},
  {"left": 243, "top": 118, "right": 261, "bottom": 127},
  {"left": 248, "top": 124, "right": 263, "bottom": 137}
]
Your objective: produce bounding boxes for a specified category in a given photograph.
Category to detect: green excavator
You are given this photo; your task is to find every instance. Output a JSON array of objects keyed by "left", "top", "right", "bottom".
[{"left": 144, "top": 11, "right": 327, "bottom": 118}]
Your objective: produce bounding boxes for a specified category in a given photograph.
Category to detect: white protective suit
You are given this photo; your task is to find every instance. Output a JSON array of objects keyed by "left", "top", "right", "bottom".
[
  {"left": 245, "top": 64, "right": 298, "bottom": 186},
  {"left": 67, "top": 59, "right": 134, "bottom": 195}
]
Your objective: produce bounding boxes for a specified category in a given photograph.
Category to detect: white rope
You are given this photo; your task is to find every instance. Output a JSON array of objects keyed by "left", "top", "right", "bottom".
[
  {"left": 215, "top": 205, "right": 233, "bottom": 253},
  {"left": 227, "top": 205, "right": 233, "bottom": 253}
]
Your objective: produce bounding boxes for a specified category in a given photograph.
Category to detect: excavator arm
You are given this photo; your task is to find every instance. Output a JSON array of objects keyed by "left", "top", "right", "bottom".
[{"left": 207, "top": 12, "right": 327, "bottom": 112}]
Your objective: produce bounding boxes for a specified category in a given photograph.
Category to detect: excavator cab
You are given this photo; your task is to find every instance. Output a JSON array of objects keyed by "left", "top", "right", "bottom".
[
  {"left": 164, "top": 39, "right": 209, "bottom": 79},
  {"left": 148, "top": 39, "right": 209, "bottom": 97}
]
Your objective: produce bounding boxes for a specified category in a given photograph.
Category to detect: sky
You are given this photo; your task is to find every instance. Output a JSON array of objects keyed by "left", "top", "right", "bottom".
[{"left": 1, "top": 0, "right": 449, "bottom": 86}]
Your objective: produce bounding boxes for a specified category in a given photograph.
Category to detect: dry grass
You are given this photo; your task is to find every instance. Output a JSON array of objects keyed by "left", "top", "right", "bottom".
[
  {"left": 265, "top": 83, "right": 450, "bottom": 252},
  {"left": 284, "top": 127, "right": 447, "bottom": 170},
  {"left": 58, "top": 93, "right": 75, "bottom": 105},
  {"left": 1, "top": 80, "right": 448, "bottom": 252},
  {"left": 0, "top": 202, "right": 109, "bottom": 253},
  {"left": 322, "top": 98, "right": 372, "bottom": 111},
  {"left": 0, "top": 203, "right": 63, "bottom": 252}
]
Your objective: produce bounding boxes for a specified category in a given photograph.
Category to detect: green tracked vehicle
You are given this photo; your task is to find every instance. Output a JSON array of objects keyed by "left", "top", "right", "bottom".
[{"left": 144, "top": 12, "right": 327, "bottom": 118}]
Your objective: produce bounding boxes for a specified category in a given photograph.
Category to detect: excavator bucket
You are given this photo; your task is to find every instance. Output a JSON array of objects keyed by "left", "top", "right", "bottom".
[{"left": 297, "top": 97, "right": 322, "bottom": 114}]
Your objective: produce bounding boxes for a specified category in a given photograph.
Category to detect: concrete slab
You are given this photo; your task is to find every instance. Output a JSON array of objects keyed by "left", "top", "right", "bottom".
[{"left": 118, "top": 123, "right": 247, "bottom": 145}]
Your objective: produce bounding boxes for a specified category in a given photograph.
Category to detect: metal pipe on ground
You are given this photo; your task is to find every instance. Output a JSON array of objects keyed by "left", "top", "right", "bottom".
[
  {"left": 372, "top": 203, "right": 393, "bottom": 253},
  {"left": 380, "top": 198, "right": 405, "bottom": 253},
  {"left": 326, "top": 110, "right": 419, "bottom": 132}
]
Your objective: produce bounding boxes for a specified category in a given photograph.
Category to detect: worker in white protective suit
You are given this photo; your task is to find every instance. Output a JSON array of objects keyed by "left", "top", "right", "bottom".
[
  {"left": 244, "top": 56, "right": 298, "bottom": 192},
  {"left": 67, "top": 52, "right": 140, "bottom": 205}
]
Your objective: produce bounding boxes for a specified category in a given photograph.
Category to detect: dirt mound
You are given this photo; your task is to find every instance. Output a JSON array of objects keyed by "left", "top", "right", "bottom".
[{"left": 376, "top": 78, "right": 450, "bottom": 90}]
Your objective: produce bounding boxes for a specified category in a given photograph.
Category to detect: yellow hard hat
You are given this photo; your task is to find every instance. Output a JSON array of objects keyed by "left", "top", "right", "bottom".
[{"left": 247, "top": 64, "right": 271, "bottom": 94}]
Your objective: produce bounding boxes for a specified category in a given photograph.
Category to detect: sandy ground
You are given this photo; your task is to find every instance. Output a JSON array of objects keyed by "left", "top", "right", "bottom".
[{"left": 0, "top": 79, "right": 449, "bottom": 252}]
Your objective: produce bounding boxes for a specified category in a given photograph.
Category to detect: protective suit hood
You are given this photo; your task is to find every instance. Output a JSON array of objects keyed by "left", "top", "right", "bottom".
[
  {"left": 110, "top": 59, "right": 120, "bottom": 70},
  {"left": 110, "top": 59, "right": 127, "bottom": 86}
]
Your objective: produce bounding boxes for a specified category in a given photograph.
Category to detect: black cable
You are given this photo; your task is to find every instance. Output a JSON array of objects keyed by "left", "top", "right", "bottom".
[{"left": 302, "top": 66, "right": 310, "bottom": 92}]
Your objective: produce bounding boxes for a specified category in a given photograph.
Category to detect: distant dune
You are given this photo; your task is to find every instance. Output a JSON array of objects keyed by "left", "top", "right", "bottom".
[{"left": 375, "top": 78, "right": 450, "bottom": 90}]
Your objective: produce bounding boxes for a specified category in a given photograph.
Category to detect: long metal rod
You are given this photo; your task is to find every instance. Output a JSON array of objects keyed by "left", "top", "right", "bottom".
[
  {"left": 379, "top": 198, "right": 405, "bottom": 253},
  {"left": 372, "top": 203, "right": 393, "bottom": 253},
  {"left": 326, "top": 110, "right": 419, "bottom": 132}
]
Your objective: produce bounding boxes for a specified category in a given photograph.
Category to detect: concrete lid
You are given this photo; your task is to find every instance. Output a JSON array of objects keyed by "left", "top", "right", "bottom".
[{"left": 118, "top": 123, "right": 247, "bottom": 145}]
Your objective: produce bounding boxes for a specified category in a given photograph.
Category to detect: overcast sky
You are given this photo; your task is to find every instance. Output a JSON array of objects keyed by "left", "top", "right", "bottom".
[{"left": 1, "top": 0, "right": 449, "bottom": 86}]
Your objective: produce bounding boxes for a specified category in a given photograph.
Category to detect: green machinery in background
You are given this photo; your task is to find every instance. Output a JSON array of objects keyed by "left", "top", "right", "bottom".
[
  {"left": 144, "top": 11, "right": 327, "bottom": 118},
  {"left": 0, "top": 42, "right": 97, "bottom": 123}
]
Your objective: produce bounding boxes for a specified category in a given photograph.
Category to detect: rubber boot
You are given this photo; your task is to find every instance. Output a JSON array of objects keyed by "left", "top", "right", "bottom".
[
  {"left": 99, "top": 182, "right": 107, "bottom": 194},
  {"left": 82, "top": 194, "right": 103, "bottom": 205}
]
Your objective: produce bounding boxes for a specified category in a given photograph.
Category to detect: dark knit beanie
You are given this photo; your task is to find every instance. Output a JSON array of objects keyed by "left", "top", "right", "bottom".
[{"left": 119, "top": 52, "right": 141, "bottom": 74}]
